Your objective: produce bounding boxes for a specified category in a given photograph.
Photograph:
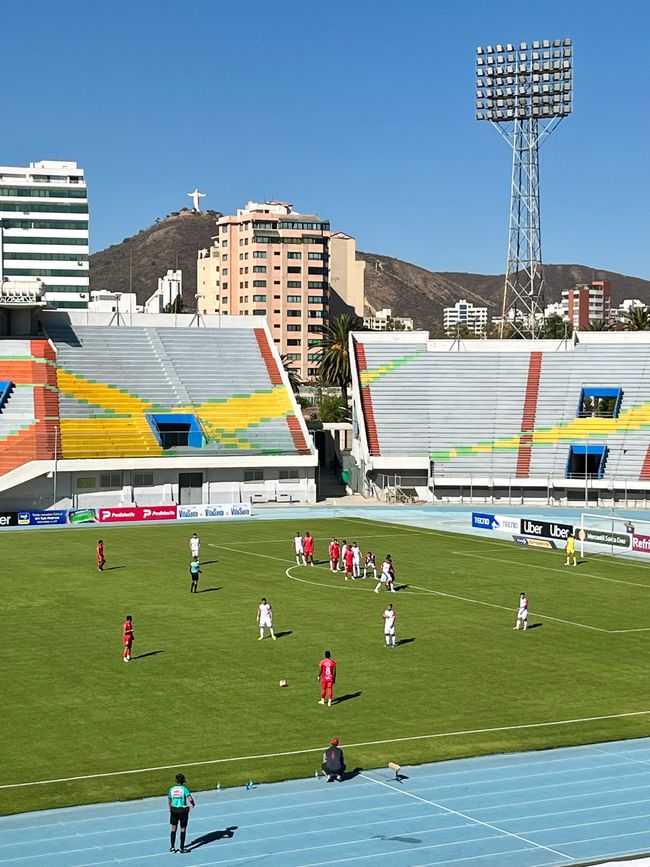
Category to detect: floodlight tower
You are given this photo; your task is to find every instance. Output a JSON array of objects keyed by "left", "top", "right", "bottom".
[{"left": 475, "top": 39, "right": 573, "bottom": 338}]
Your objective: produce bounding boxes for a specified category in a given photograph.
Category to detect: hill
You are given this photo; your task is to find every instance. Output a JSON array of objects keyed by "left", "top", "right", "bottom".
[{"left": 89, "top": 213, "right": 650, "bottom": 326}]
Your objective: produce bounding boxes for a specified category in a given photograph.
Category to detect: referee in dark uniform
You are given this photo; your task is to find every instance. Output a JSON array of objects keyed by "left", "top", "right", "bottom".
[{"left": 168, "top": 772, "right": 196, "bottom": 853}]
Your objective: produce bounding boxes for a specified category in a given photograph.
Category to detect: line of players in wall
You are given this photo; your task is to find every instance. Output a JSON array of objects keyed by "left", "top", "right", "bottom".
[{"left": 293, "top": 532, "right": 396, "bottom": 593}]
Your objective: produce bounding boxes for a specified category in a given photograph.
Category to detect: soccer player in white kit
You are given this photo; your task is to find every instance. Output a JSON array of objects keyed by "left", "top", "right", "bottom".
[
  {"left": 351, "top": 542, "right": 361, "bottom": 578},
  {"left": 189, "top": 533, "right": 200, "bottom": 559},
  {"left": 340, "top": 540, "right": 349, "bottom": 572},
  {"left": 257, "top": 597, "right": 276, "bottom": 640},
  {"left": 383, "top": 603, "right": 397, "bottom": 647},
  {"left": 363, "top": 551, "right": 377, "bottom": 580},
  {"left": 374, "top": 555, "right": 396, "bottom": 593},
  {"left": 514, "top": 592, "right": 528, "bottom": 631},
  {"left": 293, "top": 532, "right": 306, "bottom": 566}
]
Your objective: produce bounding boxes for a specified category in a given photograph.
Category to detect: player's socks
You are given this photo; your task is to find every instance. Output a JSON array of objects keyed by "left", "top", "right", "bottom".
[
  {"left": 318, "top": 698, "right": 325, "bottom": 704},
  {"left": 171, "top": 831, "right": 177, "bottom": 850},
  {"left": 180, "top": 831, "right": 187, "bottom": 851},
  {"left": 328, "top": 699, "right": 332, "bottom": 707}
]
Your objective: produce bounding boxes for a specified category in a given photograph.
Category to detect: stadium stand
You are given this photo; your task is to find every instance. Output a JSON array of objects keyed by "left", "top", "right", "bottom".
[
  {"left": 350, "top": 331, "right": 650, "bottom": 505},
  {"left": 0, "top": 312, "right": 315, "bottom": 509}
]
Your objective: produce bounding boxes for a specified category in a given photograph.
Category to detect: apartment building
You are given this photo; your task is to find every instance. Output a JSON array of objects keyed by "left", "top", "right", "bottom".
[
  {"left": 562, "top": 280, "right": 612, "bottom": 329},
  {"left": 197, "top": 201, "right": 364, "bottom": 381},
  {"left": 443, "top": 299, "right": 488, "bottom": 335},
  {"left": 0, "top": 160, "right": 88, "bottom": 308}
]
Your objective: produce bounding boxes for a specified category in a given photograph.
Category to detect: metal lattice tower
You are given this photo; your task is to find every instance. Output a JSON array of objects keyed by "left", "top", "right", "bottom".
[{"left": 476, "top": 39, "right": 573, "bottom": 338}]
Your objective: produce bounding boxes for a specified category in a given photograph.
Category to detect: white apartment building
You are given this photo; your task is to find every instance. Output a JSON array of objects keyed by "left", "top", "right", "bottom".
[
  {"left": 145, "top": 269, "right": 182, "bottom": 313},
  {"left": 443, "top": 299, "right": 488, "bottom": 335},
  {"left": 0, "top": 160, "right": 88, "bottom": 308},
  {"left": 363, "top": 308, "right": 414, "bottom": 331}
]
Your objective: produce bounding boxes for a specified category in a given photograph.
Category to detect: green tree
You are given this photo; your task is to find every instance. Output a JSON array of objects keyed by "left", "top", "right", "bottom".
[
  {"left": 319, "top": 395, "right": 348, "bottom": 422},
  {"left": 544, "top": 314, "right": 572, "bottom": 338},
  {"left": 587, "top": 319, "right": 610, "bottom": 331},
  {"left": 315, "top": 313, "right": 363, "bottom": 403},
  {"left": 279, "top": 354, "right": 302, "bottom": 394},
  {"left": 384, "top": 317, "right": 407, "bottom": 331},
  {"left": 621, "top": 306, "right": 650, "bottom": 331}
]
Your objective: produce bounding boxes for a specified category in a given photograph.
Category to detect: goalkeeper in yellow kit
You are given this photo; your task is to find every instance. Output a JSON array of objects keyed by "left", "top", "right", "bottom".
[{"left": 565, "top": 532, "right": 577, "bottom": 566}]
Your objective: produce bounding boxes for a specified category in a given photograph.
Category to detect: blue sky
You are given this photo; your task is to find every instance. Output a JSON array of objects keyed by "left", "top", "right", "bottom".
[{"left": 3, "top": 0, "right": 649, "bottom": 277}]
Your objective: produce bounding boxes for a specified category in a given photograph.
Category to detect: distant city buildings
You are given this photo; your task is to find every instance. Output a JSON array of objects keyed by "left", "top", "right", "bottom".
[
  {"left": 145, "top": 269, "right": 182, "bottom": 313},
  {"left": 0, "top": 160, "right": 88, "bottom": 309},
  {"left": 562, "top": 280, "right": 611, "bottom": 329},
  {"left": 197, "top": 201, "right": 365, "bottom": 381},
  {"left": 363, "top": 308, "right": 414, "bottom": 331},
  {"left": 443, "top": 299, "right": 488, "bottom": 335}
]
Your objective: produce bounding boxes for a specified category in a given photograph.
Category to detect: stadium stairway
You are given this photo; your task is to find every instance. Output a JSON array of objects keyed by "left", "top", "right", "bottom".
[
  {"left": 353, "top": 341, "right": 381, "bottom": 456},
  {"left": 515, "top": 352, "right": 542, "bottom": 478}
]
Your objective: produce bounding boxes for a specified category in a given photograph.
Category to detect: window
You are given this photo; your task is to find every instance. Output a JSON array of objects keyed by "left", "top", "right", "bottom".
[
  {"left": 1, "top": 235, "right": 87, "bottom": 246},
  {"left": 308, "top": 325, "right": 321, "bottom": 332},
  {"left": 287, "top": 252, "right": 302, "bottom": 259},
  {"left": 0, "top": 186, "right": 87, "bottom": 198},
  {"left": 308, "top": 267, "right": 326, "bottom": 275},
  {"left": 308, "top": 338, "right": 319, "bottom": 345},
  {"left": 133, "top": 472, "right": 154, "bottom": 486},
  {"left": 222, "top": 254, "right": 228, "bottom": 261},
  {"left": 76, "top": 477, "right": 95, "bottom": 489},
  {"left": 287, "top": 266, "right": 301, "bottom": 273},
  {"left": 221, "top": 240, "right": 228, "bottom": 247},
  {"left": 253, "top": 265, "right": 266, "bottom": 273},
  {"left": 0, "top": 202, "right": 88, "bottom": 213},
  {"left": 287, "top": 324, "right": 301, "bottom": 331},
  {"left": 221, "top": 296, "right": 228, "bottom": 304},
  {"left": 252, "top": 280, "right": 267, "bottom": 287},
  {"left": 273, "top": 295, "right": 281, "bottom": 299},
  {"left": 308, "top": 252, "right": 324, "bottom": 260},
  {"left": 279, "top": 469, "right": 300, "bottom": 480},
  {"left": 3, "top": 267, "right": 89, "bottom": 278},
  {"left": 308, "top": 310, "right": 325, "bottom": 318},
  {"left": 253, "top": 220, "right": 274, "bottom": 229},
  {"left": 308, "top": 367, "right": 319, "bottom": 377},
  {"left": 287, "top": 281, "right": 301, "bottom": 288},
  {"left": 253, "top": 310, "right": 266, "bottom": 315},
  {"left": 577, "top": 388, "right": 622, "bottom": 419},
  {"left": 286, "top": 353, "right": 301, "bottom": 360},
  {"left": 287, "top": 295, "right": 302, "bottom": 303},
  {"left": 308, "top": 352, "right": 321, "bottom": 361},
  {"left": 253, "top": 251, "right": 267, "bottom": 258},
  {"left": 100, "top": 472, "right": 122, "bottom": 488},
  {"left": 2, "top": 219, "right": 88, "bottom": 230},
  {"left": 3, "top": 251, "right": 88, "bottom": 261},
  {"left": 308, "top": 296, "right": 324, "bottom": 304},
  {"left": 222, "top": 282, "right": 228, "bottom": 290},
  {"left": 252, "top": 294, "right": 267, "bottom": 302},
  {"left": 244, "top": 470, "right": 264, "bottom": 482},
  {"left": 308, "top": 281, "right": 327, "bottom": 289},
  {"left": 566, "top": 445, "right": 608, "bottom": 480},
  {"left": 287, "top": 310, "right": 301, "bottom": 317},
  {"left": 222, "top": 268, "right": 228, "bottom": 275},
  {"left": 287, "top": 339, "right": 301, "bottom": 346}
]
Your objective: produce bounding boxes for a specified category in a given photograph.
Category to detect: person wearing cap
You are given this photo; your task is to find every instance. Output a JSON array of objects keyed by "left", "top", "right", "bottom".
[
  {"left": 321, "top": 738, "right": 346, "bottom": 782},
  {"left": 167, "top": 772, "right": 196, "bottom": 853}
]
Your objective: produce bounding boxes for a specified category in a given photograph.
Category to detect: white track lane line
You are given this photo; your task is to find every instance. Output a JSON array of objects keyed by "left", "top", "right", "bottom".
[{"left": 358, "top": 773, "right": 572, "bottom": 862}]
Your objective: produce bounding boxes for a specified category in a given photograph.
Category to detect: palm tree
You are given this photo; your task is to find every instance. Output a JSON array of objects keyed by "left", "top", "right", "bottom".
[
  {"left": 279, "top": 354, "right": 302, "bottom": 394},
  {"left": 315, "top": 313, "right": 363, "bottom": 403},
  {"left": 621, "top": 306, "right": 650, "bottom": 331},
  {"left": 587, "top": 319, "right": 610, "bottom": 331}
]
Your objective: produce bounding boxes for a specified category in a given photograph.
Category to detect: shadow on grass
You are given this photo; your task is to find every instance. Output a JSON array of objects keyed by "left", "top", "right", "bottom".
[
  {"left": 200, "top": 559, "right": 219, "bottom": 566},
  {"left": 188, "top": 826, "right": 237, "bottom": 850},
  {"left": 131, "top": 650, "right": 164, "bottom": 660},
  {"left": 197, "top": 587, "right": 221, "bottom": 593},
  {"left": 274, "top": 630, "right": 293, "bottom": 639},
  {"left": 105, "top": 566, "right": 125, "bottom": 571},
  {"left": 528, "top": 623, "right": 543, "bottom": 630},
  {"left": 395, "top": 638, "right": 416, "bottom": 647},
  {"left": 335, "top": 691, "right": 362, "bottom": 705}
]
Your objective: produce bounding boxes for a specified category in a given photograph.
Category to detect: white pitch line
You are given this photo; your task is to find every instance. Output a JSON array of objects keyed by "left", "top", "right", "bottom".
[
  {"left": 285, "top": 565, "right": 430, "bottom": 597},
  {"left": 455, "top": 549, "right": 650, "bottom": 591},
  {"left": 3, "top": 710, "right": 650, "bottom": 791},
  {"left": 359, "top": 773, "right": 572, "bottom": 862}
]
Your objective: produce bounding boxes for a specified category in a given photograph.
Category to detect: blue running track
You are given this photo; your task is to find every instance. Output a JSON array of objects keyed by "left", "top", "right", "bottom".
[{"left": 4, "top": 737, "right": 650, "bottom": 866}]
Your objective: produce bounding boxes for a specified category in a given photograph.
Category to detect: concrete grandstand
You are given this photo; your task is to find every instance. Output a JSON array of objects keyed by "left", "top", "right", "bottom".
[
  {"left": 350, "top": 330, "right": 650, "bottom": 507},
  {"left": 0, "top": 311, "right": 316, "bottom": 511}
]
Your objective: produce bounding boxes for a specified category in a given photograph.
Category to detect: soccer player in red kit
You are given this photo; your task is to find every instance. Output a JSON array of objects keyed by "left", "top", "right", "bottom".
[
  {"left": 329, "top": 538, "right": 340, "bottom": 572},
  {"left": 97, "top": 539, "right": 106, "bottom": 573},
  {"left": 303, "top": 532, "right": 315, "bottom": 566},
  {"left": 343, "top": 545, "right": 355, "bottom": 581},
  {"left": 123, "top": 615, "right": 134, "bottom": 662},
  {"left": 318, "top": 650, "right": 336, "bottom": 706}
]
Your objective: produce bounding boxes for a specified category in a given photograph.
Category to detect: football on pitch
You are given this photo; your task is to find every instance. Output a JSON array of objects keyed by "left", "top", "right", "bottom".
[{"left": 278, "top": 679, "right": 287, "bottom": 687}]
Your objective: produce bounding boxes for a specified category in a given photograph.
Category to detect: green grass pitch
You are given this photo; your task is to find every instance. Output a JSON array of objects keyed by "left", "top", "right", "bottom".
[{"left": 4, "top": 515, "right": 650, "bottom": 816}]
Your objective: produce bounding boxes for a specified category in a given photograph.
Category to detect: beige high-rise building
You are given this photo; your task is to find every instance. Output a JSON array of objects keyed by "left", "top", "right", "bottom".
[{"left": 197, "top": 201, "right": 364, "bottom": 382}]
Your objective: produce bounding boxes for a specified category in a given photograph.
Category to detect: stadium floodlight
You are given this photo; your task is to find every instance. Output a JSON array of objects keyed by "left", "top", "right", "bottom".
[{"left": 475, "top": 37, "right": 573, "bottom": 338}]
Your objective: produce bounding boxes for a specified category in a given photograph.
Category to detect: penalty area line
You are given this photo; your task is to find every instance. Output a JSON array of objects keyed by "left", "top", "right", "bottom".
[{"left": 3, "top": 710, "right": 650, "bottom": 790}]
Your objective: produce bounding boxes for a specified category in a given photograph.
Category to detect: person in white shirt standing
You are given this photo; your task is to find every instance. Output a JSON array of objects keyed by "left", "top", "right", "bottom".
[
  {"left": 293, "top": 532, "right": 306, "bottom": 566},
  {"left": 383, "top": 603, "right": 397, "bottom": 647},
  {"left": 257, "top": 597, "right": 276, "bottom": 640},
  {"left": 375, "top": 555, "right": 396, "bottom": 593},
  {"left": 363, "top": 551, "right": 377, "bottom": 580},
  {"left": 514, "top": 592, "right": 528, "bottom": 631},
  {"left": 351, "top": 542, "right": 361, "bottom": 578},
  {"left": 189, "top": 533, "right": 200, "bottom": 559},
  {"left": 340, "top": 540, "right": 349, "bottom": 573}
]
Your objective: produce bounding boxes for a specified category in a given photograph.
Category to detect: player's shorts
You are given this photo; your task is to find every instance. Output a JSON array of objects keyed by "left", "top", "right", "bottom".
[
  {"left": 384, "top": 625, "right": 396, "bottom": 636},
  {"left": 190, "top": 572, "right": 200, "bottom": 580},
  {"left": 259, "top": 618, "right": 272, "bottom": 628},
  {"left": 169, "top": 806, "right": 190, "bottom": 827},
  {"left": 518, "top": 608, "right": 528, "bottom": 621}
]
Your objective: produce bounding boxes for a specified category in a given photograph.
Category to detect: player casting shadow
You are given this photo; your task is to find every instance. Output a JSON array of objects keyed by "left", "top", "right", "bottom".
[
  {"left": 528, "top": 623, "right": 543, "bottom": 629},
  {"left": 187, "top": 826, "right": 238, "bottom": 850},
  {"left": 395, "top": 638, "right": 416, "bottom": 647},
  {"left": 105, "top": 566, "right": 126, "bottom": 571},
  {"left": 197, "top": 587, "right": 221, "bottom": 593},
  {"left": 274, "top": 630, "right": 293, "bottom": 639},
  {"left": 131, "top": 650, "right": 164, "bottom": 660},
  {"left": 342, "top": 766, "right": 363, "bottom": 781},
  {"left": 334, "top": 691, "right": 362, "bottom": 705}
]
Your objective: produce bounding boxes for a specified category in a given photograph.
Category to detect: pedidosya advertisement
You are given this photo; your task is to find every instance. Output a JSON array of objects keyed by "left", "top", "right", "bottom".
[{"left": 0, "top": 503, "right": 253, "bottom": 528}]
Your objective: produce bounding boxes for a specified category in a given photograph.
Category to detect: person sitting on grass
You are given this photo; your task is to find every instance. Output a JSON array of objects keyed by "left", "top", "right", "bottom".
[{"left": 322, "top": 738, "right": 346, "bottom": 782}]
